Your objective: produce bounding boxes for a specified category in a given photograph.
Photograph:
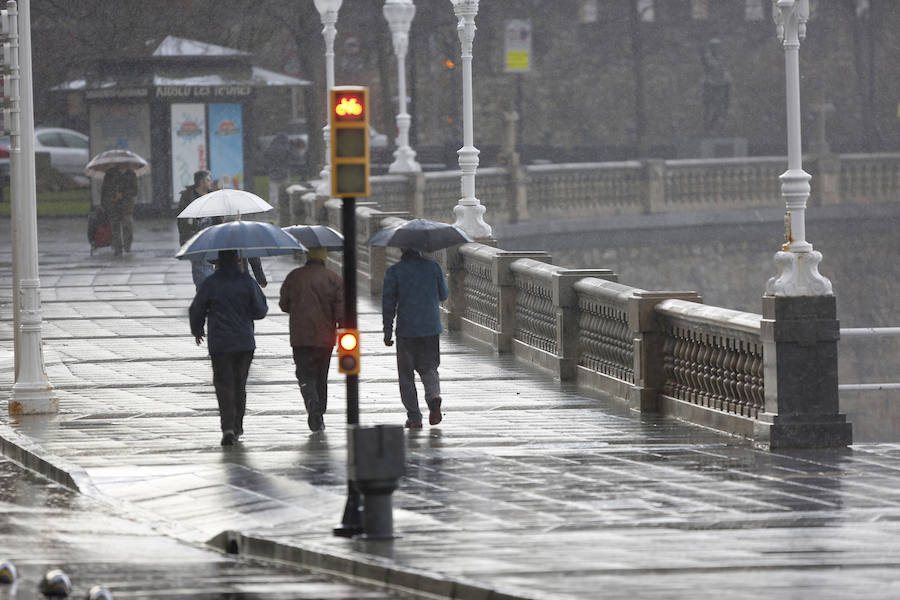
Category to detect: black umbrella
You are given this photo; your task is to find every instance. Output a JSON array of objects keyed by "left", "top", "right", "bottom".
[
  {"left": 282, "top": 225, "right": 345, "bottom": 251},
  {"left": 365, "top": 219, "right": 474, "bottom": 253}
]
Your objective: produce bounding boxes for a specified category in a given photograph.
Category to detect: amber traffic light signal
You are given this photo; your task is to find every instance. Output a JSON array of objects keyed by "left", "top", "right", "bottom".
[
  {"left": 330, "top": 86, "right": 370, "bottom": 198},
  {"left": 337, "top": 328, "right": 361, "bottom": 375}
]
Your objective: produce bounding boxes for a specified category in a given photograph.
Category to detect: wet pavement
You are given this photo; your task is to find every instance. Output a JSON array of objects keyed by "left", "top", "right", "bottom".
[
  {"left": 3, "top": 217, "right": 900, "bottom": 599},
  {"left": 0, "top": 458, "right": 400, "bottom": 599}
]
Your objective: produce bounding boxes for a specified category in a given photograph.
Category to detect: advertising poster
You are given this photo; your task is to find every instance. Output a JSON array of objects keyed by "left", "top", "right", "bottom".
[
  {"left": 208, "top": 103, "right": 244, "bottom": 190},
  {"left": 170, "top": 103, "right": 207, "bottom": 201},
  {"left": 88, "top": 103, "right": 152, "bottom": 207}
]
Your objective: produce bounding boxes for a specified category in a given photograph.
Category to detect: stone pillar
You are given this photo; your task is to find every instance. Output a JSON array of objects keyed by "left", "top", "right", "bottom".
[
  {"left": 410, "top": 171, "right": 425, "bottom": 218},
  {"left": 363, "top": 210, "right": 409, "bottom": 296},
  {"left": 444, "top": 245, "right": 466, "bottom": 332},
  {"left": 301, "top": 191, "right": 324, "bottom": 225},
  {"left": 555, "top": 270, "right": 617, "bottom": 380},
  {"left": 494, "top": 251, "right": 547, "bottom": 352},
  {"left": 287, "top": 184, "right": 309, "bottom": 225},
  {"left": 630, "top": 291, "right": 702, "bottom": 412},
  {"left": 813, "top": 153, "right": 841, "bottom": 206},
  {"left": 643, "top": 159, "right": 666, "bottom": 214},
  {"left": 757, "top": 295, "right": 852, "bottom": 448}
]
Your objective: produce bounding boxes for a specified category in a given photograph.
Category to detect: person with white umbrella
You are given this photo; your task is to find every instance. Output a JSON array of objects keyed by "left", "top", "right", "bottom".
[
  {"left": 86, "top": 148, "right": 149, "bottom": 256},
  {"left": 177, "top": 170, "right": 217, "bottom": 288},
  {"left": 177, "top": 176, "right": 272, "bottom": 289},
  {"left": 100, "top": 164, "right": 138, "bottom": 256}
]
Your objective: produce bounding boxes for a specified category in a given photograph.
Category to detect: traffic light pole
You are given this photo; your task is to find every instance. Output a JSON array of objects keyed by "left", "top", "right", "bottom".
[{"left": 334, "top": 195, "right": 363, "bottom": 537}]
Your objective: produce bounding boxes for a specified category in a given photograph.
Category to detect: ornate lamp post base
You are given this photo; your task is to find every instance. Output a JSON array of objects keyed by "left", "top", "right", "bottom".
[
  {"left": 765, "top": 249, "right": 832, "bottom": 297},
  {"left": 453, "top": 201, "right": 491, "bottom": 239},
  {"left": 10, "top": 386, "right": 58, "bottom": 416},
  {"left": 388, "top": 147, "right": 421, "bottom": 174}
]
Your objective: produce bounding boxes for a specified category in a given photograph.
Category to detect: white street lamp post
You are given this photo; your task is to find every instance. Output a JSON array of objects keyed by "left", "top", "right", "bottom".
[
  {"left": 765, "top": 0, "right": 832, "bottom": 297},
  {"left": 450, "top": 0, "right": 491, "bottom": 239},
  {"left": 383, "top": 0, "right": 421, "bottom": 174},
  {"left": 8, "top": 0, "right": 56, "bottom": 414},
  {"left": 314, "top": 0, "right": 343, "bottom": 199}
]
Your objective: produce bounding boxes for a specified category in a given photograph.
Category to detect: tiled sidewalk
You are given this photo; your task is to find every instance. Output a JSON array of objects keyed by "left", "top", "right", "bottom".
[{"left": 3, "top": 218, "right": 900, "bottom": 599}]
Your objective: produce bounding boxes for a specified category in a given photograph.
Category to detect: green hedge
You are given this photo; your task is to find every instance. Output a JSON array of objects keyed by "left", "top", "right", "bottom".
[{"left": 0, "top": 186, "right": 91, "bottom": 217}]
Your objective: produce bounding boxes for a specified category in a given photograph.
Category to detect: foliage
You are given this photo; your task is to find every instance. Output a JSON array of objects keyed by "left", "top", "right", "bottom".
[{"left": 0, "top": 186, "right": 91, "bottom": 217}]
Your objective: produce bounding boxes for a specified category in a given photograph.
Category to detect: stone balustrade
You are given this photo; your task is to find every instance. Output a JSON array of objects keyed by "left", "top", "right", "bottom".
[
  {"left": 655, "top": 299, "right": 765, "bottom": 438},
  {"left": 309, "top": 153, "right": 900, "bottom": 225},
  {"left": 296, "top": 153, "right": 866, "bottom": 449}
]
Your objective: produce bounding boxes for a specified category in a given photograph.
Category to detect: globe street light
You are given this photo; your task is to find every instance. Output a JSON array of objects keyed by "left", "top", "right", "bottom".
[
  {"left": 765, "top": 0, "right": 831, "bottom": 296},
  {"left": 450, "top": 0, "right": 491, "bottom": 239},
  {"left": 314, "top": 0, "right": 343, "bottom": 199},
  {"left": 383, "top": 0, "right": 421, "bottom": 174}
]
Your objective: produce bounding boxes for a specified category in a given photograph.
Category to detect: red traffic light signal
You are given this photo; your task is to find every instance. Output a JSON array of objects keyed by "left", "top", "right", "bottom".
[
  {"left": 334, "top": 94, "right": 365, "bottom": 120},
  {"left": 337, "top": 328, "right": 361, "bottom": 375},
  {"left": 330, "top": 86, "right": 370, "bottom": 197}
]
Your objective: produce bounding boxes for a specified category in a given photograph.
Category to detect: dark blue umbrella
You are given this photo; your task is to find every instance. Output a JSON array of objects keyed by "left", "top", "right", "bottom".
[
  {"left": 365, "top": 218, "right": 474, "bottom": 252},
  {"left": 282, "top": 225, "right": 345, "bottom": 251},
  {"left": 175, "top": 220, "right": 307, "bottom": 261}
]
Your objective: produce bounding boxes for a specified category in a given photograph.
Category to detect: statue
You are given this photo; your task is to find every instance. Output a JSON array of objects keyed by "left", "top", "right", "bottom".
[{"left": 702, "top": 38, "right": 731, "bottom": 133}]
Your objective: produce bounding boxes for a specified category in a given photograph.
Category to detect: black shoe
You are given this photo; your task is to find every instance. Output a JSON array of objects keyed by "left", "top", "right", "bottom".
[
  {"left": 308, "top": 413, "right": 324, "bottom": 432},
  {"left": 429, "top": 397, "right": 443, "bottom": 426},
  {"left": 221, "top": 430, "right": 236, "bottom": 446},
  {"left": 405, "top": 419, "right": 423, "bottom": 429}
]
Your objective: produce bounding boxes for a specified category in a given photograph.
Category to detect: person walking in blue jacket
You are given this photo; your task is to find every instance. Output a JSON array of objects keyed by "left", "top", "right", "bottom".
[
  {"left": 382, "top": 248, "right": 450, "bottom": 428},
  {"left": 189, "top": 249, "right": 268, "bottom": 446}
]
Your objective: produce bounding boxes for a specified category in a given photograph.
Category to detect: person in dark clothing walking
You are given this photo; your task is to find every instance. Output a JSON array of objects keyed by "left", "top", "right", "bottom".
[
  {"left": 382, "top": 248, "right": 449, "bottom": 428},
  {"left": 177, "top": 170, "right": 218, "bottom": 289},
  {"left": 177, "top": 170, "right": 267, "bottom": 290},
  {"left": 101, "top": 164, "right": 138, "bottom": 256},
  {"left": 189, "top": 249, "right": 268, "bottom": 446},
  {"left": 279, "top": 247, "right": 344, "bottom": 432}
]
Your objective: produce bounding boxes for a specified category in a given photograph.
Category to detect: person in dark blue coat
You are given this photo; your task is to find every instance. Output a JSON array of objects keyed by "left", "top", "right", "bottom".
[
  {"left": 189, "top": 249, "right": 268, "bottom": 446},
  {"left": 382, "top": 248, "right": 450, "bottom": 428}
]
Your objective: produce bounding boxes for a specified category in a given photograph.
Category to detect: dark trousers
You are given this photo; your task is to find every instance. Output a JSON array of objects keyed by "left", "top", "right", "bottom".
[
  {"left": 210, "top": 351, "right": 253, "bottom": 435},
  {"left": 396, "top": 335, "right": 441, "bottom": 422},
  {"left": 292, "top": 346, "right": 332, "bottom": 418}
]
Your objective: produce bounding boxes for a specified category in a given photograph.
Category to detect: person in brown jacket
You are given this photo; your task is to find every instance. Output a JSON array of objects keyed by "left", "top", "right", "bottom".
[{"left": 279, "top": 247, "right": 344, "bottom": 432}]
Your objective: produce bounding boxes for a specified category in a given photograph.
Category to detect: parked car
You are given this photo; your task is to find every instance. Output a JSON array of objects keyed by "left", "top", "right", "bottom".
[
  {"left": 257, "top": 119, "right": 388, "bottom": 177},
  {"left": 0, "top": 127, "right": 90, "bottom": 181}
]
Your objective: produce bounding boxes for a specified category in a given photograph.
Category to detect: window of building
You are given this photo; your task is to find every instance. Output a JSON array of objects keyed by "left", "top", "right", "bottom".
[
  {"left": 692, "top": 0, "right": 709, "bottom": 20},
  {"left": 637, "top": 0, "right": 655, "bottom": 22},
  {"left": 745, "top": 0, "right": 766, "bottom": 21},
  {"left": 579, "top": 0, "right": 599, "bottom": 24}
]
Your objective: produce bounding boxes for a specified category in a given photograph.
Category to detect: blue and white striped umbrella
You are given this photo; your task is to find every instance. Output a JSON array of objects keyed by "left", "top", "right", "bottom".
[{"left": 175, "top": 220, "right": 307, "bottom": 261}]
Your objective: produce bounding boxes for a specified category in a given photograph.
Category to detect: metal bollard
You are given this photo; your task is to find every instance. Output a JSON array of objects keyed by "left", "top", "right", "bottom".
[{"left": 348, "top": 424, "right": 406, "bottom": 539}]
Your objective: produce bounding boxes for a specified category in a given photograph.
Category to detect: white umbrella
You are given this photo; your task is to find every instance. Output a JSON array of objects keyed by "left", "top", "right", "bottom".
[
  {"left": 176, "top": 189, "right": 274, "bottom": 219},
  {"left": 84, "top": 149, "right": 150, "bottom": 178}
]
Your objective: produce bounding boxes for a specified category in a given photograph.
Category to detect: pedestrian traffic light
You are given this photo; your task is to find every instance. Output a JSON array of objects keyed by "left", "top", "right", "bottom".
[
  {"left": 337, "top": 328, "right": 361, "bottom": 375},
  {"left": 330, "top": 86, "right": 369, "bottom": 198}
]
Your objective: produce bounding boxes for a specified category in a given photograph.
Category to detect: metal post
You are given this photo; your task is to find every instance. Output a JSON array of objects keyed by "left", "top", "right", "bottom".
[
  {"left": 450, "top": 0, "right": 491, "bottom": 239},
  {"left": 334, "top": 195, "right": 362, "bottom": 537},
  {"left": 765, "top": 0, "right": 831, "bottom": 297},
  {"left": 8, "top": 0, "right": 55, "bottom": 414},
  {"left": 384, "top": 0, "right": 421, "bottom": 174},
  {"left": 314, "top": 0, "right": 343, "bottom": 199}
]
